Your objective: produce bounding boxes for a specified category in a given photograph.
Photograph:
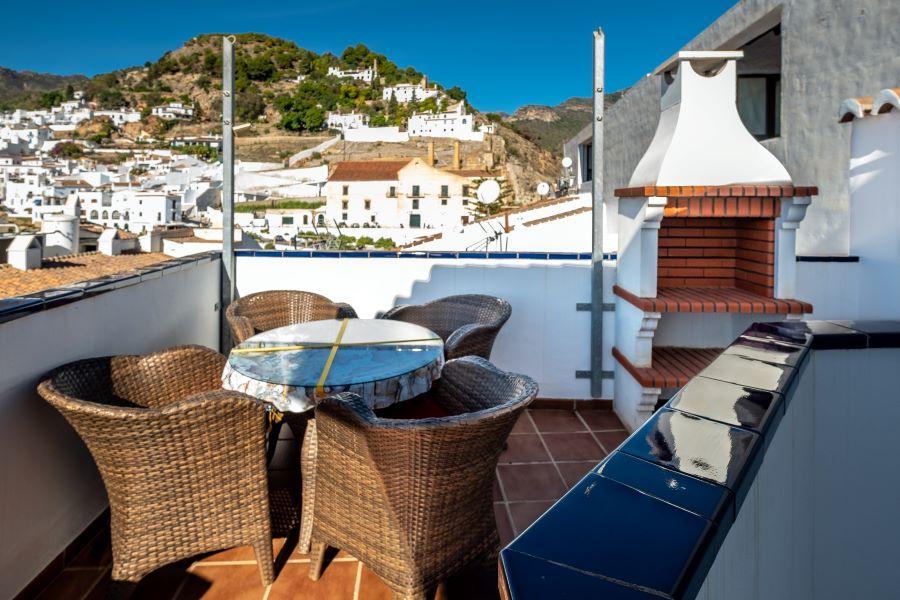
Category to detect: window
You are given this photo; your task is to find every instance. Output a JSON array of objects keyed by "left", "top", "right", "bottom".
[
  {"left": 409, "top": 214, "right": 421, "bottom": 228},
  {"left": 303, "top": 215, "right": 309, "bottom": 225},
  {"left": 364, "top": 200, "right": 371, "bottom": 210},
  {"left": 440, "top": 185, "right": 449, "bottom": 198},
  {"left": 90, "top": 210, "right": 98, "bottom": 219},
  {"left": 581, "top": 142, "right": 593, "bottom": 183},
  {"left": 101, "top": 210, "right": 108, "bottom": 219},
  {"left": 441, "top": 199, "right": 447, "bottom": 206},
  {"left": 342, "top": 212, "right": 348, "bottom": 221},
  {"left": 462, "top": 185, "right": 469, "bottom": 197},
  {"left": 342, "top": 185, "right": 349, "bottom": 195},
  {"left": 737, "top": 75, "right": 781, "bottom": 140},
  {"left": 342, "top": 200, "right": 348, "bottom": 210},
  {"left": 111, "top": 210, "right": 120, "bottom": 219},
  {"left": 283, "top": 216, "right": 294, "bottom": 225},
  {"left": 412, "top": 199, "right": 419, "bottom": 210},
  {"left": 411, "top": 185, "right": 420, "bottom": 197},
  {"left": 463, "top": 198, "right": 469, "bottom": 206},
  {"left": 317, "top": 214, "right": 325, "bottom": 226},
  {"left": 388, "top": 186, "right": 396, "bottom": 198},
  {"left": 370, "top": 215, "right": 376, "bottom": 223},
  {"left": 157, "top": 212, "right": 161, "bottom": 221}
]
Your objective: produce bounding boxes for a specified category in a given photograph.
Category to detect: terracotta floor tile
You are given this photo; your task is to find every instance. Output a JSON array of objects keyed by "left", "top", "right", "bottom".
[
  {"left": 194, "top": 537, "right": 288, "bottom": 564},
  {"left": 493, "top": 476, "right": 503, "bottom": 501},
  {"left": 511, "top": 413, "right": 536, "bottom": 434},
  {"left": 67, "top": 529, "right": 112, "bottom": 568},
  {"left": 529, "top": 409, "right": 587, "bottom": 433},
  {"left": 507, "top": 501, "right": 555, "bottom": 535},
  {"left": 577, "top": 409, "right": 625, "bottom": 431},
  {"left": 541, "top": 433, "right": 605, "bottom": 462},
  {"left": 497, "top": 464, "right": 565, "bottom": 502},
  {"left": 35, "top": 569, "right": 106, "bottom": 600},
  {"left": 594, "top": 430, "right": 630, "bottom": 453},
  {"left": 177, "top": 565, "right": 269, "bottom": 600},
  {"left": 268, "top": 561, "right": 360, "bottom": 599},
  {"left": 556, "top": 461, "right": 601, "bottom": 488},
  {"left": 494, "top": 503, "right": 515, "bottom": 547},
  {"left": 499, "top": 434, "right": 551, "bottom": 463},
  {"left": 357, "top": 563, "right": 394, "bottom": 600}
]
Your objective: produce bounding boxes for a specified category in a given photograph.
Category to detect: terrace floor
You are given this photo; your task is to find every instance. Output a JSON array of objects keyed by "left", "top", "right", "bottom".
[{"left": 28, "top": 407, "right": 627, "bottom": 600}]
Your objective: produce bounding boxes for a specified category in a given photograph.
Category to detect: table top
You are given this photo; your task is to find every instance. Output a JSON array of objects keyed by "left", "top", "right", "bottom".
[{"left": 227, "top": 319, "right": 444, "bottom": 389}]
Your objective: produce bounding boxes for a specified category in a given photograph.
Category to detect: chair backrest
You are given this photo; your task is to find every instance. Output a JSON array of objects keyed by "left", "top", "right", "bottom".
[
  {"left": 393, "top": 294, "right": 511, "bottom": 341},
  {"left": 227, "top": 290, "right": 342, "bottom": 342}
]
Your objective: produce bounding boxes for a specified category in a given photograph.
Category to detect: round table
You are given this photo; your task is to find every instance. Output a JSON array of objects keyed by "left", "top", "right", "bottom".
[
  {"left": 222, "top": 318, "right": 444, "bottom": 553},
  {"left": 222, "top": 318, "right": 445, "bottom": 413}
]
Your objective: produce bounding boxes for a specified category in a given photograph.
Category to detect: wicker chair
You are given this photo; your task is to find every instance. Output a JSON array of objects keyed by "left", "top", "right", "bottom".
[
  {"left": 308, "top": 356, "right": 538, "bottom": 599},
  {"left": 225, "top": 290, "right": 358, "bottom": 344},
  {"left": 381, "top": 294, "right": 511, "bottom": 360},
  {"left": 37, "top": 345, "right": 275, "bottom": 588}
]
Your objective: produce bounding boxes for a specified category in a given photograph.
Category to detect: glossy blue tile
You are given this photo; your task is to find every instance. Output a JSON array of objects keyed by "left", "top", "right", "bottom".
[
  {"left": 699, "top": 353, "right": 795, "bottom": 393},
  {"left": 828, "top": 320, "right": 900, "bottom": 348},
  {"left": 508, "top": 472, "right": 713, "bottom": 598},
  {"left": 577, "top": 252, "right": 593, "bottom": 260},
  {"left": 234, "top": 249, "right": 255, "bottom": 257},
  {"left": 457, "top": 251, "right": 487, "bottom": 259},
  {"left": 487, "top": 252, "right": 518, "bottom": 259},
  {"left": 517, "top": 252, "right": 549, "bottom": 260},
  {"left": 500, "top": 549, "right": 659, "bottom": 600},
  {"left": 752, "top": 320, "right": 867, "bottom": 350},
  {"left": 425, "top": 251, "right": 457, "bottom": 259},
  {"left": 726, "top": 336, "right": 807, "bottom": 367},
  {"left": 338, "top": 251, "right": 369, "bottom": 258},
  {"left": 548, "top": 252, "right": 579, "bottom": 260},
  {"left": 20, "top": 288, "right": 83, "bottom": 308},
  {"left": 310, "top": 251, "right": 341, "bottom": 258},
  {"left": 398, "top": 251, "right": 428, "bottom": 258},
  {"left": 368, "top": 251, "right": 399, "bottom": 258},
  {"left": 598, "top": 451, "right": 733, "bottom": 522},
  {"left": 668, "top": 376, "right": 782, "bottom": 435},
  {"left": 621, "top": 408, "right": 760, "bottom": 490},
  {"left": 0, "top": 296, "right": 44, "bottom": 315},
  {"left": 742, "top": 321, "right": 811, "bottom": 347}
]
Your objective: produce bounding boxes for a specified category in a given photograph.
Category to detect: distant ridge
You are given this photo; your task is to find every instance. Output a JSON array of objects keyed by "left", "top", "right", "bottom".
[{"left": 0, "top": 67, "right": 87, "bottom": 109}]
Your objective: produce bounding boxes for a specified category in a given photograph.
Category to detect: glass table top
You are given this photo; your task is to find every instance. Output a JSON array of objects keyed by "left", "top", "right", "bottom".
[{"left": 227, "top": 319, "right": 444, "bottom": 388}]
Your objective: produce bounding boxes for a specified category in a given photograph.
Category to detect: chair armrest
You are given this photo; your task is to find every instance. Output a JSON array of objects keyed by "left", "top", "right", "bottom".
[
  {"left": 227, "top": 313, "right": 256, "bottom": 344},
  {"left": 334, "top": 302, "right": 358, "bottom": 319},
  {"left": 444, "top": 322, "right": 499, "bottom": 360}
]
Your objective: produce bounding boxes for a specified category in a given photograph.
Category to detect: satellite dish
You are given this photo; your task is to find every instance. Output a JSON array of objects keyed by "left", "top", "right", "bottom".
[
  {"left": 476, "top": 179, "right": 501, "bottom": 204},
  {"left": 536, "top": 182, "right": 550, "bottom": 197},
  {"left": 561, "top": 156, "right": 573, "bottom": 169}
]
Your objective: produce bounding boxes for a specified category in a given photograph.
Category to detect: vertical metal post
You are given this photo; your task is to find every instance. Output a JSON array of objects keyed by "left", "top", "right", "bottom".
[
  {"left": 220, "top": 35, "right": 236, "bottom": 351},
  {"left": 590, "top": 27, "right": 606, "bottom": 398}
]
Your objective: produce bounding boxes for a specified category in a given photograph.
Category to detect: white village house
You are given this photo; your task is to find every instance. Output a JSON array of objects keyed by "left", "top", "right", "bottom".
[
  {"left": 327, "top": 63, "right": 377, "bottom": 83},
  {"left": 382, "top": 78, "right": 440, "bottom": 104},
  {"left": 151, "top": 102, "right": 194, "bottom": 121},
  {"left": 407, "top": 102, "right": 484, "bottom": 142},
  {"left": 323, "top": 158, "right": 490, "bottom": 229},
  {"left": 325, "top": 111, "right": 370, "bottom": 131}
]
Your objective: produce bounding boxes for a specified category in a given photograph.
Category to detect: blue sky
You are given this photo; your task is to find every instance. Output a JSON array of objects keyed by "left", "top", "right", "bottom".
[{"left": 0, "top": 0, "right": 736, "bottom": 112}]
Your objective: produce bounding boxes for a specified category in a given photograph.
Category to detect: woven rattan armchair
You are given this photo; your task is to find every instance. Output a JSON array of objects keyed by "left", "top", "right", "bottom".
[
  {"left": 308, "top": 356, "right": 538, "bottom": 599},
  {"left": 37, "top": 345, "right": 275, "bottom": 588},
  {"left": 381, "top": 294, "right": 511, "bottom": 360},
  {"left": 226, "top": 290, "right": 358, "bottom": 344}
]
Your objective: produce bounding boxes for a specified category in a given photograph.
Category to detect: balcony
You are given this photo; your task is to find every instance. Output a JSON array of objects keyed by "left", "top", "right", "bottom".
[{"left": 2, "top": 251, "right": 898, "bottom": 599}]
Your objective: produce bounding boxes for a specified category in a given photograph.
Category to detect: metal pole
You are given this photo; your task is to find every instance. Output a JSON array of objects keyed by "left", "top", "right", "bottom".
[
  {"left": 590, "top": 27, "right": 606, "bottom": 398},
  {"left": 220, "top": 35, "right": 236, "bottom": 351}
]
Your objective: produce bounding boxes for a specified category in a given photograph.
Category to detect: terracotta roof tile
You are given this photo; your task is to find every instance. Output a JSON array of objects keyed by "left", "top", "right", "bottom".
[
  {"left": 0, "top": 251, "right": 169, "bottom": 298},
  {"left": 330, "top": 160, "right": 411, "bottom": 181}
]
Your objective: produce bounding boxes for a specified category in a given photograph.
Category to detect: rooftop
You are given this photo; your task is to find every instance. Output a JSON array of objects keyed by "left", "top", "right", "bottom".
[
  {"left": 0, "top": 251, "right": 168, "bottom": 297},
  {"left": 328, "top": 160, "right": 411, "bottom": 182}
]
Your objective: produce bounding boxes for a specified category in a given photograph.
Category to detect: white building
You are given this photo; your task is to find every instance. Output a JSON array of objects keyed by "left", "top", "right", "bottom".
[
  {"left": 382, "top": 79, "right": 439, "bottom": 104},
  {"left": 75, "top": 188, "right": 181, "bottom": 233},
  {"left": 151, "top": 102, "right": 194, "bottom": 121},
  {"left": 93, "top": 109, "right": 142, "bottom": 126},
  {"left": 407, "top": 102, "right": 484, "bottom": 142},
  {"left": 327, "top": 63, "right": 377, "bottom": 83},
  {"left": 324, "top": 158, "right": 486, "bottom": 229},
  {"left": 326, "top": 111, "right": 370, "bottom": 131}
]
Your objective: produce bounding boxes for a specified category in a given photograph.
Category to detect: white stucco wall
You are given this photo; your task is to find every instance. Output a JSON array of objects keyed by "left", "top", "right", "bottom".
[
  {"left": 235, "top": 255, "right": 613, "bottom": 400},
  {"left": 0, "top": 258, "right": 221, "bottom": 599}
]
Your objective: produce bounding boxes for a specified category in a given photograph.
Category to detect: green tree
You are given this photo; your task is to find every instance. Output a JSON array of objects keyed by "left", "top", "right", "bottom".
[
  {"left": 445, "top": 86, "right": 466, "bottom": 102},
  {"left": 236, "top": 91, "right": 266, "bottom": 121}
]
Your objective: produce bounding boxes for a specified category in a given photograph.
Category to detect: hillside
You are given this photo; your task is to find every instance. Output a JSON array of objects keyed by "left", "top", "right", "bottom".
[
  {"left": 503, "top": 91, "right": 624, "bottom": 156},
  {"left": 0, "top": 33, "right": 564, "bottom": 202},
  {"left": 0, "top": 67, "right": 87, "bottom": 110}
]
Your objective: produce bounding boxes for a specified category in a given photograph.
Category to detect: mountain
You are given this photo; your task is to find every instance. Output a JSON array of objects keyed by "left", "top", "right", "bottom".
[
  {"left": 503, "top": 92, "right": 624, "bottom": 156},
  {"left": 0, "top": 67, "right": 87, "bottom": 110}
]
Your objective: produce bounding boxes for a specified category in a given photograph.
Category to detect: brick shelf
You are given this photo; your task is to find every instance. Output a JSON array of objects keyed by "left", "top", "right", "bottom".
[
  {"left": 613, "top": 285, "right": 813, "bottom": 314},
  {"left": 614, "top": 185, "right": 818, "bottom": 198},
  {"left": 613, "top": 346, "right": 723, "bottom": 389}
]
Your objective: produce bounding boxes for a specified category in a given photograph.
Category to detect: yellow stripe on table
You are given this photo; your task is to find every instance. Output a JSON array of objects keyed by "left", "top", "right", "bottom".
[{"left": 316, "top": 317, "right": 350, "bottom": 395}]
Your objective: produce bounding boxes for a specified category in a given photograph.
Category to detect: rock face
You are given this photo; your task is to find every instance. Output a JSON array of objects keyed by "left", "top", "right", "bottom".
[{"left": 504, "top": 94, "right": 623, "bottom": 156}]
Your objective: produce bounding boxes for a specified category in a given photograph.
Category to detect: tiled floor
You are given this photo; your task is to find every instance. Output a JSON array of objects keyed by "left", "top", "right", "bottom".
[{"left": 28, "top": 408, "right": 627, "bottom": 600}]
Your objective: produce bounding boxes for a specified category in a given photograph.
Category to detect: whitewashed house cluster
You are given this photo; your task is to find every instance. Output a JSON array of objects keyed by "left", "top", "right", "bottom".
[
  {"left": 407, "top": 102, "right": 484, "bottom": 142},
  {"left": 325, "top": 111, "right": 370, "bottom": 131},
  {"left": 151, "top": 102, "right": 194, "bottom": 121},
  {"left": 382, "top": 78, "right": 440, "bottom": 104},
  {"left": 327, "top": 63, "right": 377, "bottom": 83}
]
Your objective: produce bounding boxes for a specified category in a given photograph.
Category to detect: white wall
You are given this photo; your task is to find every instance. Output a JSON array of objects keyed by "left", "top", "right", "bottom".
[
  {"left": 236, "top": 255, "right": 604, "bottom": 400},
  {"left": 698, "top": 347, "right": 900, "bottom": 599},
  {"left": 344, "top": 127, "right": 410, "bottom": 143},
  {"left": 0, "top": 258, "right": 221, "bottom": 599}
]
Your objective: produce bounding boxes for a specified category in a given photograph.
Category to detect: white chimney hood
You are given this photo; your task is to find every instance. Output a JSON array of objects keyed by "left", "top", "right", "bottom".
[{"left": 629, "top": 51, "right": 791, "bottom": 187}]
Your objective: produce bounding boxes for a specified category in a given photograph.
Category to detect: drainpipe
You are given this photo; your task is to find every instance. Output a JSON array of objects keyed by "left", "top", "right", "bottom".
[
  {"left": 590, "top": 27, "right": 605, "bottom": 398},
  {"left": 220, "top": 35, "right": 236, "bottom": 351}
]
